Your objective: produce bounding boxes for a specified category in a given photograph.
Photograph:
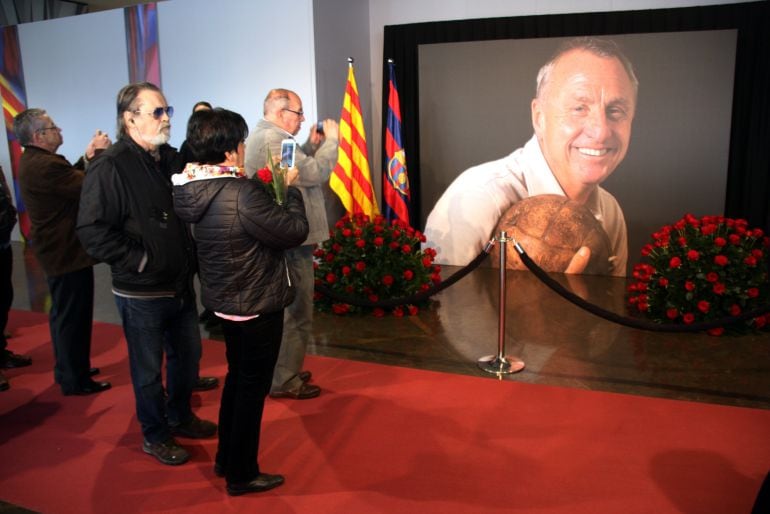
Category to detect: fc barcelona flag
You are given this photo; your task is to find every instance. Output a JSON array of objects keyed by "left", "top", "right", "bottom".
[{"left": 383, "top": 60, "right": 410, "bottom": 224}]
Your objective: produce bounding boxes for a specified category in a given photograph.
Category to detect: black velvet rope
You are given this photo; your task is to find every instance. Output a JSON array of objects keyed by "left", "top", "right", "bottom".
[
  {"left": 511, "top": 241, "right": 770, "bottom": 333},
  {"left": 315, "top": 238, "right": 770, "bottom": 333}
]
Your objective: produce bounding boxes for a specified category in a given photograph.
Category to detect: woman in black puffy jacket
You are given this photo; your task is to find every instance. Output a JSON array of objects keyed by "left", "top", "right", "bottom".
[{"left": 172, "top": 108, "right": 308, "bottom": 496}]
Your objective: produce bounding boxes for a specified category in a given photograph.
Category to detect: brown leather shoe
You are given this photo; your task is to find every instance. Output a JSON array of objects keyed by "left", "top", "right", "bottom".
[{"left": 269, "top": 382, "right": 320, "bottom": 400}]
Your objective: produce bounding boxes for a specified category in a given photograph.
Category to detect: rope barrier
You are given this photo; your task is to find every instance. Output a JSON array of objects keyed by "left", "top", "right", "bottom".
[{"left": 314, "top": 238, "right": 770, "bottom": 333}]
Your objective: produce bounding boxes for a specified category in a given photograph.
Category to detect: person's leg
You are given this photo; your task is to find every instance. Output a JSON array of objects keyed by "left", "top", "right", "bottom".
[
  {"left": 48, "top": 267, "right": 95, "bottom": 392},
  {"left": 165, "top": 292, "right": 200, "bottom": 427},
  {"left": 215, "top": 317, "right": 241, "bottom": 475},
  {"left": 271, "top": 245, "right": 315, "bottom": 393},
  {"left": 114, "top": 295, "right": 172, "bottom": 444},
  {"left": 0, "top": 245, "right": 13, "bottom": 357},
  {"left": 223, "top": 311, "right": 283, "bottom": 484}
]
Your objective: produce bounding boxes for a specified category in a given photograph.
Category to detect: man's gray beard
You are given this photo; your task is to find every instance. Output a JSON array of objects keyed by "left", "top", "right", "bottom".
[{"left": 144, "top": 130, "right": 170, "bottom": 146}]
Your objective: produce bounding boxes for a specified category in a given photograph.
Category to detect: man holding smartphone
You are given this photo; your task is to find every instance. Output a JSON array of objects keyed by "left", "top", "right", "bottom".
[{"left": 244, "top": 88, "right": 339, "bottom": 400}]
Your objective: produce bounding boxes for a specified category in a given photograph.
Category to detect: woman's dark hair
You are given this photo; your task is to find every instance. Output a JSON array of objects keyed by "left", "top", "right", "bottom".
[{"left": 186, "top": 108, "right": 248, "bottom": 164}]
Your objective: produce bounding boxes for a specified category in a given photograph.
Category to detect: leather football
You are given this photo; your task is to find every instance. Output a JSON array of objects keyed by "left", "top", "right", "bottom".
[{"left": 490, "top": 194, "right": 612, "bottom": 275}]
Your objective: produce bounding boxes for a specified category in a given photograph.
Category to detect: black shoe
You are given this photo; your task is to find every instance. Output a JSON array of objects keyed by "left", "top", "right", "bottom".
[
  {"left": 1, "top": 350, "right": 32, "bottom": 369},
  {"left": 227, "top": 473, "right": 285, "bottom": 496},
  {"left": 0, "top": 370, "right": 8, "bottom": 392},
  {"left": 142, "top": 438, "right": 190, "bottom": 465},
  {"left": 62, "top": 379, "right": 111, "bottom": 396},
  {"left": 269, "top": 382, "right": 320, "bottom": 400},
  {"left": 170, "top": 414, "right": 217, "bottom": 439},
  {"left": 89, "top": 367, "right": 100, "bottom": 376},
  {"left": 193, "top": 376, "right": 219, "bottom": 391}
]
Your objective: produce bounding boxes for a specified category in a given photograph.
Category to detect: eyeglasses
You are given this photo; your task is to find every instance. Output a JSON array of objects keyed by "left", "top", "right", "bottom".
[
  {"left": 283, "top": 108, "right": 304, "bottom": 117},
  {"left": 36, "top": 125, "right": 60, "bottom": 133},
  {"left": 133, "top": 106, "right": 174, "bottom": 119}
]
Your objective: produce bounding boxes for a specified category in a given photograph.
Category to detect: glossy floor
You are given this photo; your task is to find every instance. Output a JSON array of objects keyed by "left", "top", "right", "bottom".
[{"left": 9, "top": 242, "right": 770, "bottom": 410}]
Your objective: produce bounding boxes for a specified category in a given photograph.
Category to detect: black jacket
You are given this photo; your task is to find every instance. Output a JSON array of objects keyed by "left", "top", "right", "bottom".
[
  {"left": 172, "top": 166, "right": 308, "bottom": 315},
  {"left": 77, "top": 137, "right": 196, "bottom": 296},
  {"left": 0, "top": 167, "right": 17, "bottom": 244}
]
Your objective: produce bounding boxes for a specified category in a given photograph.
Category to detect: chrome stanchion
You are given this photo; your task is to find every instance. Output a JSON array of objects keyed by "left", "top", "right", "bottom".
[{"left": 478, "top": 231, "right": 525, "bottom": 375}]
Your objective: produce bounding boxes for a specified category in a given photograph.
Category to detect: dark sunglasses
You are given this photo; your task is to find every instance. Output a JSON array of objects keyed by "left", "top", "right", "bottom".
[{"left": 133, "top": 106, "right": 174, "bottom": 120}]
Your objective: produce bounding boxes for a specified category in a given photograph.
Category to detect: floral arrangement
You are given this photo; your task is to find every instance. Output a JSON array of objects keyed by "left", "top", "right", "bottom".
[
  {"left": 313, "top": 213, "right": 441, "bottom": 317},
  {"left": 255, "top": 146, "right": 287, "bottom": 205},
  {"left": 627, "top": 213, "right": 770, "bottom": 335}
]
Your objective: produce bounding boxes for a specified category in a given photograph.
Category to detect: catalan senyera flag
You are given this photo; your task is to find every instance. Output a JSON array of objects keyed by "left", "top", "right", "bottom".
[
  {"left": 330, "top": 60, "right": 379, "bottom": 218},
  {"left": 382, "top": 60, "right": 410, "bottom": 224}
]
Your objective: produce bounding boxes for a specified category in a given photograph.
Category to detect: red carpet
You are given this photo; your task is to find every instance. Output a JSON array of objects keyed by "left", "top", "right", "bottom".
[{"left": 1, "top": 310, "right": 769, "bottom": 514}]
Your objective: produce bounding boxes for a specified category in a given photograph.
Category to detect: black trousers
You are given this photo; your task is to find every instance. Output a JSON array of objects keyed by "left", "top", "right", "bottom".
[
  {"left": 0, "top": 245, "right": 12, "bottom": 356},
  {"left": 216, "top": 310, "right": 283, "bottom": 484},
  {"left": 46, "top": 266, "right": 95, "bottom": 392}
]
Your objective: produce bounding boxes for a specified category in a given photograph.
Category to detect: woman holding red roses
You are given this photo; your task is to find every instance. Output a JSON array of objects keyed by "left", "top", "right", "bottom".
[{"left": 172, "top": 108, "right": 307, "bottom": 496}]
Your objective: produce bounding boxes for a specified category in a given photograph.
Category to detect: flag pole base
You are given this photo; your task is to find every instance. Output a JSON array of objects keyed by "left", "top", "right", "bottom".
[{"left": 477, "top": 354, "right": 525, "bottom": 375}]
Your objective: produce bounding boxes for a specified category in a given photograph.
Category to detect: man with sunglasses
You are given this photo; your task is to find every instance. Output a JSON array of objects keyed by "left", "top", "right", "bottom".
[
  {"left": 78, "top": 82, "right": 216, "bottom": 466},
  {"left": 14, "top": 108, "right": 111, "bottom": 396}
]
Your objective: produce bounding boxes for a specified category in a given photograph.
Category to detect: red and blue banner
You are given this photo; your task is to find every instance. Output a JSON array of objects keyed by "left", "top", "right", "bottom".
[
  {"left": 0, "top": 26, "right": 30, "bottom": 239},
  {"left": 125, "top": 3, "right": 161, "bottom": 86},
  {"left": 383, "top": 60, "right": 410, "bottom": 225}
]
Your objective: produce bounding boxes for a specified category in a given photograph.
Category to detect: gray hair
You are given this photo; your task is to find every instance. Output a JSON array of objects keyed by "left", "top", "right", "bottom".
[
  {"left": 13, "top": 108, "right": 48, "bottom": 146},
  {"left": 263, "top": 88, "right": 294, "bottom": 116},
  {"left": 535, "top": 37, "right": 639, "bottom": 100},
  {"left": 116, "top": 82, "right": 163, "bottom": 138}
]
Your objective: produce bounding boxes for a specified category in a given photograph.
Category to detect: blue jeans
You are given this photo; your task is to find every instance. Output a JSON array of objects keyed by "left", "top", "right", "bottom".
[{"left": 114, "top": 293, "right": 201, "bottom": 443}]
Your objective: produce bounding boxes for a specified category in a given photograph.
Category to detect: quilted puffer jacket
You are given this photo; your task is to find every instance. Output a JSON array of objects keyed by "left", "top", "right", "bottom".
[{"left": 172, "top": 164, "right": 309, "bottom": 316}]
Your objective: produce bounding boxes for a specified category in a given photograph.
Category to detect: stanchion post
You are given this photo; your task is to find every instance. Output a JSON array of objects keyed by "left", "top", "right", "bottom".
[{"left": 478, "top": 230, "right": 525, "bottom": 375}]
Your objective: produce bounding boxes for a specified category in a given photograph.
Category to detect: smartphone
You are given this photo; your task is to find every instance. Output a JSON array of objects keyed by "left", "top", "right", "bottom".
[
  {"left": 280, "top": 139, "right": 296, "bottom": 168},
  {"left": 315, "top": 121, "right": 324, "bottom": 134}
]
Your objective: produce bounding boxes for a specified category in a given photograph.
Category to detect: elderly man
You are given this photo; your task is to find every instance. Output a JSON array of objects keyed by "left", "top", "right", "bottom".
[
  {"left": 244, "top": 89, "right": 338, "bottom": 400},
  {"left": 424, "top": 37, "right": 636, "bottom": 277},
  {"left": 77, "top": 82, "right": 216, "bottom": 466},
  {"left": 14, "top": 108, "right": 111, "bottom": 395}
]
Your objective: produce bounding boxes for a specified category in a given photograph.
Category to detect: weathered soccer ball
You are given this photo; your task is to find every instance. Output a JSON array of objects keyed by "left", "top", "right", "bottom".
[{"left": 490, "top": 194, "right": 613, "bottom": 275}]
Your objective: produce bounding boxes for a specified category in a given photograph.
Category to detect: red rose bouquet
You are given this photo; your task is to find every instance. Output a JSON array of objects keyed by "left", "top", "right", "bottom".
[
  {"left": 314, "top": 213, "right": 441, "bottom": 317},
  {"left": 255, "top": 146, "right": 287, "bottom": 205},
  {"left": 627, "top": 214, "right": 770, "bottom": 335}
]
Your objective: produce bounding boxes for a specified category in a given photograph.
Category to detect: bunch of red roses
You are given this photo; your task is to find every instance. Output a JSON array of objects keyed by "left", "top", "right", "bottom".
[
  {"left": 627, "top": 214, "right": 770, "bottom": 335},
  {"left": 313, "top": 212, "right": 441, "bottom": 317}
]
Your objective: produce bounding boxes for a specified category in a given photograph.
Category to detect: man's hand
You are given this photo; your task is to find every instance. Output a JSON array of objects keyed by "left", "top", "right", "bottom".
[
  {"left": 321, "top": 119, "right": 339, "bottom": 141},
  {"left": 285, "top": 166, "right": 299, "bottom": 186},
  {"left": 86, "top": 130, "right": 112, "bottom": 159},
  {"left": 564, "top": 246, "right": 590, "bottom": 274}
]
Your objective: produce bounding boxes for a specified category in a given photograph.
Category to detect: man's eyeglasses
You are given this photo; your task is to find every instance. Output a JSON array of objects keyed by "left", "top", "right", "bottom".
[
  {"left": 283, "top": 108, "right": 304, "bottom": 117},
  {"left": 36, "top": 125, "right": 60, "bottom": 133},
  {"left": 133, "top": 106, "right": 174, "bottom": 119}
]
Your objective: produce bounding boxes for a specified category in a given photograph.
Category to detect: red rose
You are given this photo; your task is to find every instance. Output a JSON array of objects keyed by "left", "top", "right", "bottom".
[
  {"left": 697, "top": 300, "right": 710, "bottom": 313},
  {"left": 729, "top": 234, "right": 741, "bottom": 245},
  {"left": 707, "top": 327, "right": 724, "bottom": 336},
  {"left": 401, "top": 244, "right": 412, "bottom": 254},
  {"left": 373, "top": 237, "right": 384, "bottom": 247},
  {"left": 355, "top": 239, "right": 366, "bottom": 248},
  {"left": 685, "top": 281, "right": 695, "bottom": 292},
  {"left": 744, "top": 255, "right": 757, "bottom": 267},
  {"left": 368, "top": 294, "right": 379, "bottom": 302},
  {"left": 389, "top": 241, "right": 400, "bottom": 250},
  {"left": 372, "top": 308, "right": 385, "bottom": 318},
  {"left": 666, "top": 308, "right": 679, "bottom": 320},
  {"left": 706, "top": 272, "right": 719, "bottom": 283},
  {"left": 403, "top": 269, "right": 414, "bottom": 280},
  {"left": 422, "top": 256, "right": 433, "bottom": 268},
  {"left": 392, "top": 307, "right": 404, "bottom": 318},
  {"left": 669, "top": 256, "right": 682, "bottom": 269},
  {"left": 325, "top": 273, "right": 336, "bottom": 284},
  {"left": 408, "top": 305, "right": 419, "bottom": 316},
  {"left": 341, "top": 266, "right": 351, "bottom": 276},
  {"left": 712, "top": 283, "right": 726, "bottom": 295},
  {"left": 747, "top": 287, "right": 759, "bottom": 298},
  {"left": 256, "top": 167, "right": 272, "bottom": 184},
  {"left": 658, "top": 277, "right": 669, "bottom": 287},
  {"left": 686, "top": 249, "right": 700, "bottom": 261},
  {"left": 332, "top": 303, "right": 350, "bottom": 314},
  {"left": 641, "top": 244, "right": 654, "bottom": 256},
  {"left": 382, "top": 275, "right": 394, "bottom": 286},
  {"left": 353, "top": 228, "right": 363, "bottom": 237},
  {"left": 683, "top": 313, "right": 695, "bottom": 324},
  {"left": 714, "top": 255, "right": 728, "bottom": 266},
  {"left": 754, "top": 316, "right": 767, "bottom": 329},
  {"left": 714, "top": 237, "right": 727, "bottom": 247},
  {"left": 342, "top": 228, "right": 352, "bottom": 238},
  {"left": 354, "top": 261, "right": 366, "bottom": 272}
]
